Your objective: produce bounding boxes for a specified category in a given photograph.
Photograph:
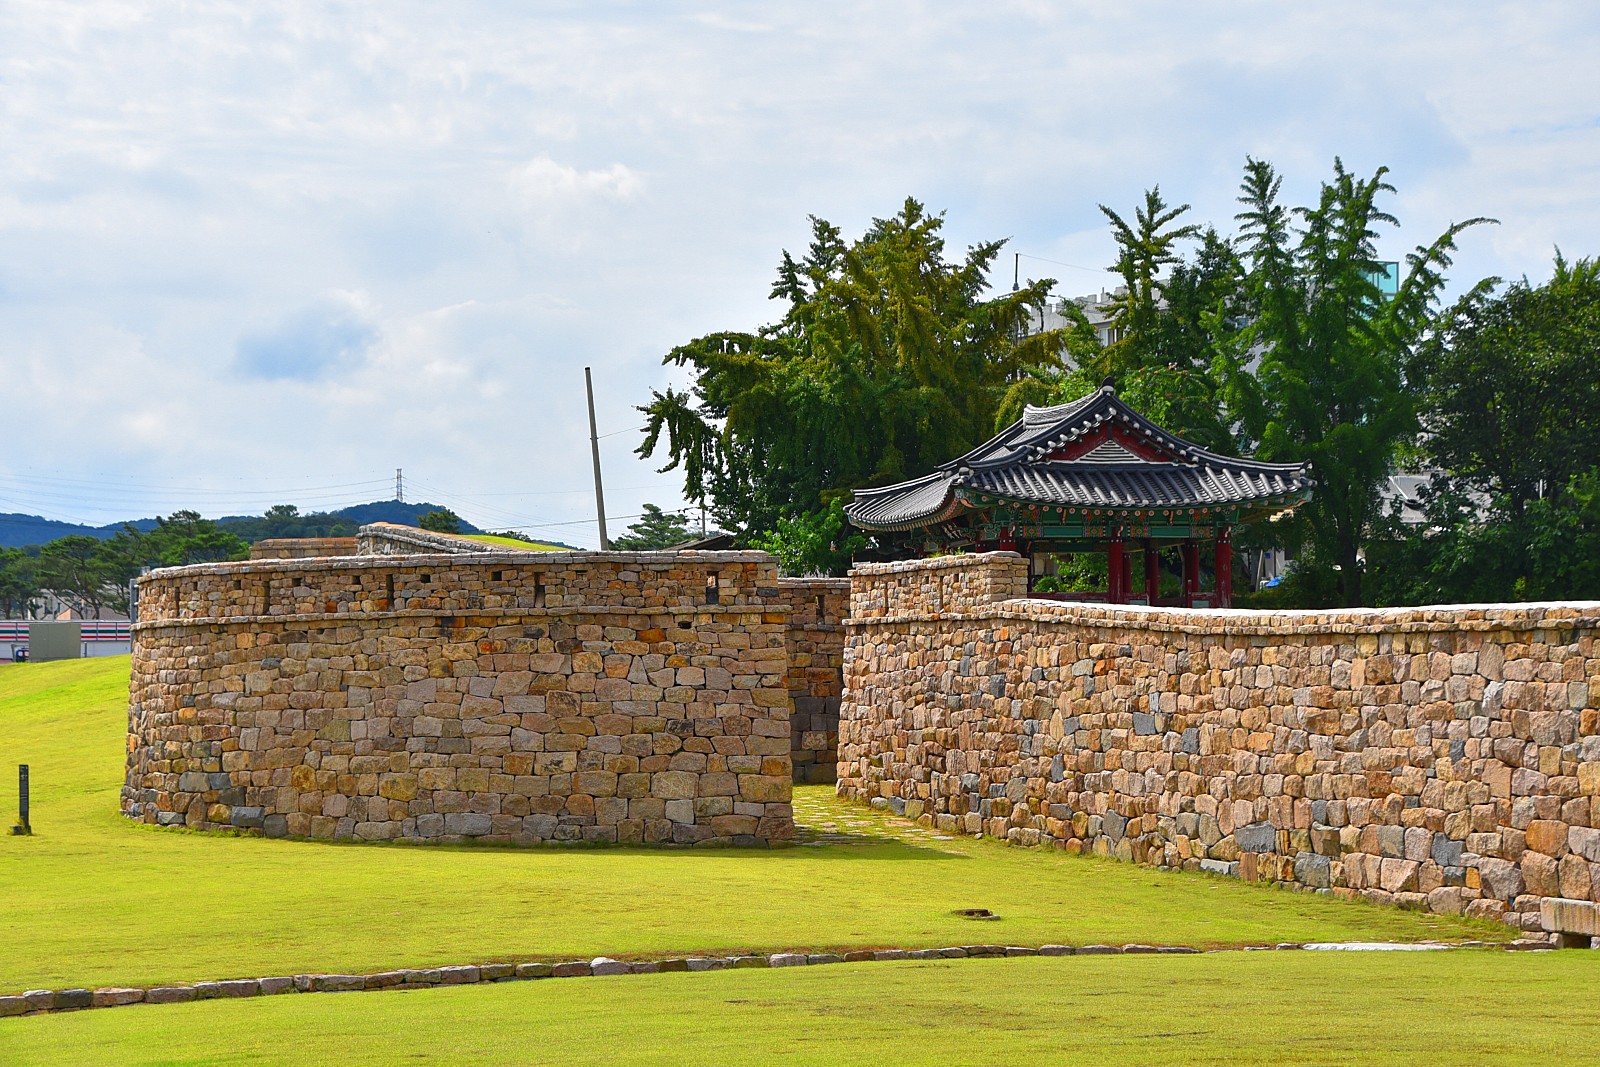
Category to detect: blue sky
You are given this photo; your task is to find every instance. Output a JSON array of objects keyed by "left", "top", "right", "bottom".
[{"left": 1, "top": 2, "right": 1597, "bottom": 545}]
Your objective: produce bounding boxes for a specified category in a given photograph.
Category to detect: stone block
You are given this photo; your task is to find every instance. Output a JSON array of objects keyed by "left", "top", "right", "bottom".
[
  {"left": 1541, "top": 897, "right": 1600, "bottom": 937},
  {"left": 1236, "top": 822, "right": 1276, "bottom": 853}
]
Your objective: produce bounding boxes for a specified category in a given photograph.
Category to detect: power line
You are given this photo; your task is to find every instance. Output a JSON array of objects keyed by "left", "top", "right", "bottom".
[
  {"left": 596, "top": 424, "right": 646, "bottom": 440},
  {"left": 1016, "top": 252, "right": 1109, "bottom": 276},
  {"left": 0, "top": 473, "right": 394, "bottom": 497}
]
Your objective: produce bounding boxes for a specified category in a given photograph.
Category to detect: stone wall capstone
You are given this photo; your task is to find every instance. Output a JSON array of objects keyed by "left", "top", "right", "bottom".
[
  {"left": 250, "top": 538, "right": 359, "bottom": 560},
  {"left": 839, "top": 552, "right": 1600, "bottom": 930},
  {"left": 125, "top": 551, "right": 796, "bottom": 846}
]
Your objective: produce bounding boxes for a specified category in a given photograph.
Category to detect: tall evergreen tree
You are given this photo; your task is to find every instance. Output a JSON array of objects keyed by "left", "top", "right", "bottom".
[
  {"left": 611, "top": 504, "right": 695, "bottom": 550},
  {"left": 1217, "top": 158, "right": 1491, "bottom": 605},
  {"left": 639, "top": 198, "right": 1079, "bottom": 536}
]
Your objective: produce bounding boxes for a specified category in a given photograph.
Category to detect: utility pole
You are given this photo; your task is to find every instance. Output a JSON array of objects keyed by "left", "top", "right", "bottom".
[
  {"left": 585, "top": 367, "right": 610, "bottom": 550},
  {"left": 395, "top": 468, "right": 404, "bottom": 503}
]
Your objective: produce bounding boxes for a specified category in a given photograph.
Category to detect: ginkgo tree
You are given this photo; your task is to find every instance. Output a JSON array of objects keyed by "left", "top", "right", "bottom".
[{"left": 637, "top": 198, "right": 1086, "bottom": 548}]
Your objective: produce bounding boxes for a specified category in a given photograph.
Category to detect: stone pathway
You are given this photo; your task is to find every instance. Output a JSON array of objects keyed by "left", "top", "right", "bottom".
[{"left": 789, "top": 790, "right": 965, "bottom": 851}]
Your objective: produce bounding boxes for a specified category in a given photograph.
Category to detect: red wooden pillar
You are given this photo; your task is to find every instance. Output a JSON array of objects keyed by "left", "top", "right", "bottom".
[
  {"left": 1215, "top": 528, "right": 1234, "bottom": 608},
  {"left": 1182, "top": 539, "right": 1200, "bottom": 607},
  {"left": 1121, "top": 548, "right": 1134, "bottom": 604},
  {"left": 1144, "top": 540, "right": 1161, "bottom": 604},
  {"left": 1107, "top": 537, "right": 1125, "bottom": 603}
]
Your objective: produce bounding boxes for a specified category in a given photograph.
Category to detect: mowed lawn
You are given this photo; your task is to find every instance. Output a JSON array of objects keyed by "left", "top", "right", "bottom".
[
  {"left": 10, "top": 952, "right": 1600, "bottom": 1067},
  {"left": 0, "top": 657, "right": 1509, "bottom": 995}
]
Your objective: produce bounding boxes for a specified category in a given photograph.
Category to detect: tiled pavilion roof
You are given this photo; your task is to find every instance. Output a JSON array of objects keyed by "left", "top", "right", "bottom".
[{"left": 846, "top": 386, "right": 1313, "bottom": 532}]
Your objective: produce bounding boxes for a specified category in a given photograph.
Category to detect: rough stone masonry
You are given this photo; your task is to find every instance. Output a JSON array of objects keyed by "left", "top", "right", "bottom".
[
  {"left": 123, "top": 549, "right": 838, "bottom": 846},
  {"left": 839, "top": 552, "right": 1600, "bottom": 930}
]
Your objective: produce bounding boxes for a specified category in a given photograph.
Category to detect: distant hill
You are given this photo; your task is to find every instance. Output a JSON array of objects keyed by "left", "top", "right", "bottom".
[
  {"left": 0, "top": 501, "right": 491, "bottom": 549},
  {"left": 0, "top": 513, "right": 159, "bottom": 548}
]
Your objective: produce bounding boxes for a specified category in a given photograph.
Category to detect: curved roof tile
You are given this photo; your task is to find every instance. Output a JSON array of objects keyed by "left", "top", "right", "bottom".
[{"left": 846, "top": 386, "right": 1312, "bottom": 530}]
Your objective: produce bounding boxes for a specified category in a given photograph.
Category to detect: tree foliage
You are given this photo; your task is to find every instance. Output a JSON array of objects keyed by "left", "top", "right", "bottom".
[
  {"left": 1411, "top": 252, "right": 1600, "bottom": 519},
  {"left": 638, "top": 198, "right": 1082, "bottom": 537},
  {"left": 1361, "top": 253, "right": 1600, "bottom": 604},
  {"left": 610, "top": 504, "right": 695, "bottom": 551},
  {"left": 1216, "top": 158, "right": 1492, "bottom": 605},
  {"left": 0, "top": 547, "right": 42, "bottom": 618},
  {"left": 418, "top": 508, "right": 463, "bottom": 534},
  {"left": 1, "top": 511, "right": 247, "bottom": 619},
  {"left": 219, "top": 504, "right": 358, "bottom": 542},
  {"left": 748, "top": 499, "right": 865, "bottom": 577}
]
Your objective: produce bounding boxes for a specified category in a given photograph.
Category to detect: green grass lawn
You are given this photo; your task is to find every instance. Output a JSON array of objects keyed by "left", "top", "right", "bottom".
[
  {"left": 460, "top": 533, "right": 566, "bottom": 551},
  {"left": 1, "top": 657, "right": 1509, "bottom": 996},
  {"left": 8, "top": 951, "right": 1600, "bottom": 1066}
]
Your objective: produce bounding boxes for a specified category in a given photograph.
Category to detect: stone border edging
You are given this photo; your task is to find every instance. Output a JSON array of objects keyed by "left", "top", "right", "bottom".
[{"left": 0, "top": 938, "right": 1552, "bottom": 1019}]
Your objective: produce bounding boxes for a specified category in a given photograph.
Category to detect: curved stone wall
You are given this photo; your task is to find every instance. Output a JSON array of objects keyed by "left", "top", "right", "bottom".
[
  {"left": 841, "top": 553, "right": 1600, "bottom": 929},
  {"left": 125, "top": 551, "right": 795, "bottom": 845}
]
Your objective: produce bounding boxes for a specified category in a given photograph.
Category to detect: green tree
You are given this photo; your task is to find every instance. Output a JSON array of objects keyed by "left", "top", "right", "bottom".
[
  {"left": 1411, "top": 252, "right": 1600, "bottom": 520},
  {"left": 418, "top": 508, "right": 463, "bottom": 534},
  {"left": 143, "top": 510, "right": 249, "bottom": 566},
  {"left": 1095, "top": 187, "right": 1202, "bottom": 379},
  {"left": 749, "top": 499, "right": 865, "bottom": 577},
  {"left": 36, "top": 535, "right": 116, "bottom": 618},
  {"left": 638, "top": 198, "right": 1081, "bottom": 539},
  {"left": 1217, "top": 158, "right": 1491, "bottom": 605},
  {"left": 0, "top": 547, "right": 41, "bottom": 618},
  {"left": 610, "top": 504, "right": 695, "bottom": 551},
  {"left": 1366, "top": 471, "right": 1600, "bottom": 605}
]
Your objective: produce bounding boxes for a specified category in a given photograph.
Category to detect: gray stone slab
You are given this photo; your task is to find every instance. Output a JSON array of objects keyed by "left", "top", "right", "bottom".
[
  {"left": 1235, "top": 822, "right": 1277, "bottom": 853},
  {"left": 684, "top": 958, "right": 727, "bottom": 972}
]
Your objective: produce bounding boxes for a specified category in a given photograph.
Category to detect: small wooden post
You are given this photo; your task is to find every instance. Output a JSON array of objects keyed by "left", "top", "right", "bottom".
[
  {"left": 11, "top": 764, "right": 29, "bottom": 835},
  {"left": 1144, "top": 541, "right": 1161, "bottom": 604}
]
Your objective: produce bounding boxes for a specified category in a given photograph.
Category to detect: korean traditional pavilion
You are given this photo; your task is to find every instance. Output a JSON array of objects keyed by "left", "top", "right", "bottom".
[{"left": 845, "top": 385, "right": 1313, "bottom": 607}]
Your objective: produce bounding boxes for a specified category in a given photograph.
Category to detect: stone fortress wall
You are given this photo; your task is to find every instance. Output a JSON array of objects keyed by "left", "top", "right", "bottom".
[
  {"left": 838, "top": 552, "right": 1600, "bottom": 930},
  {"left": 124, "top": 542, "right": 845, "bottom": 847}
]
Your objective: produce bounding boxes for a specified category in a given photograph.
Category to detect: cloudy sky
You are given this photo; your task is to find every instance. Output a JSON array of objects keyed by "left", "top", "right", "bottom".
[{"left": 1, "top": 2, "right": 1596, "bottom": 546}]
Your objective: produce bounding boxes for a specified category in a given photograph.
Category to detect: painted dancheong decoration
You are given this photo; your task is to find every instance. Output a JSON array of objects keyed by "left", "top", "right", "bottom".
[{"left": 845, "top": 384, "right": 1313, "bottom": 607}]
